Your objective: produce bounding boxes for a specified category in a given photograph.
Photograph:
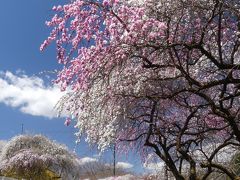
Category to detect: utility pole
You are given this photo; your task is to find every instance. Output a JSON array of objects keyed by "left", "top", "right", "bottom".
[
  {"left": 21, "top": 123, "right": 24, "bottom": 134},
  {"left": 113, "top": 143, "right": 116, "bottom": 176},
  {"left": 164, "top": 163, "right": 168, "bottom": 180}
]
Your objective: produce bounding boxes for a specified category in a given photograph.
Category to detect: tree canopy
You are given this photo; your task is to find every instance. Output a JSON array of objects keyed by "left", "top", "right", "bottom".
[
  {"left": 0, "top": 135, "right": 80, "bottom": 179},
  {"left": 42, "top": 0, "right": 240, "bottom": 179}
]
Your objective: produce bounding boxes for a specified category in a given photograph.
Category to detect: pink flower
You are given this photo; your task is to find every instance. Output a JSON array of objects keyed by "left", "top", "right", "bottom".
[
  {"left": 64, "top": 118, "right": 71, "bottom": 126},
  {"left": 103, "top": 0, "right": 110, "bottom": 6}
]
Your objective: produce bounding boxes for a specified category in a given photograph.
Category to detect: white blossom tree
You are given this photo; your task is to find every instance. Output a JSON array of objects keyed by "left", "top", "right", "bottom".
[{"left": 0, "top": 135, "right": 80, "bottom": 180}]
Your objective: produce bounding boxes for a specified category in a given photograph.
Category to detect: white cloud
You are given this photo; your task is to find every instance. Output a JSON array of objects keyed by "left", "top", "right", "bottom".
[
  {"left": 77, "top": 157, "right": 98, "bottom": 165},
  {"left": 99, "top": 174, "right": 136, "bottom": 180},
  {"left": 0, "top": 71, "right": 65, "bottom": 119},
  {"left": 143, "top": 162, "right": 165, "bottom": 171},
  {"left": 77, "top": 157, "right": 134, "bottom": 169},
  {"left": 116, "top": 162, "right": 133, "bottom": 169}
]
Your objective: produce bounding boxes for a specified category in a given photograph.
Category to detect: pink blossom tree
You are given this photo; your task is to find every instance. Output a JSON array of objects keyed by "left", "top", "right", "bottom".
[{"left": 42, "top": 0, "right": 240, "bottom": 179}]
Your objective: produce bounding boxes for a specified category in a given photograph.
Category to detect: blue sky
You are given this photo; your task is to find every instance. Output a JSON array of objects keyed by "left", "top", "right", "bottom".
[{"left": 0, "top": 0, "right": 153, "bottom": 175}]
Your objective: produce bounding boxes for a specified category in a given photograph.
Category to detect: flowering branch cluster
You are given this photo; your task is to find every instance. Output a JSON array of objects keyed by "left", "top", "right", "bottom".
[{"left": 42, "top": 0, "right": 240, "bottom": 179}]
